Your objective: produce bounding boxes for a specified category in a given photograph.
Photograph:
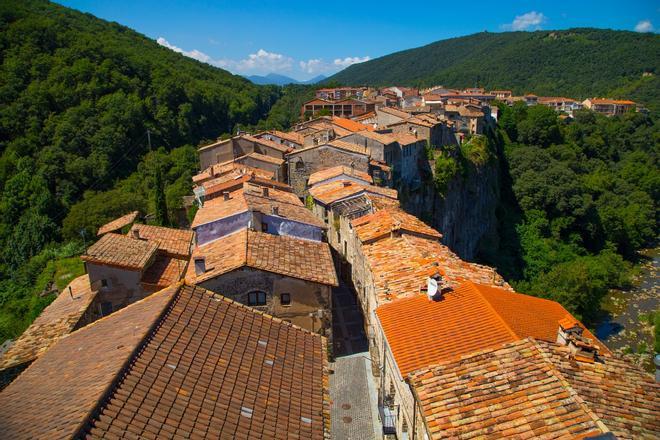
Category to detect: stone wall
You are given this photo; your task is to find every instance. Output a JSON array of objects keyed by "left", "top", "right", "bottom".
[{"left": 198, "top": 268, "right": 332, "bottom": 338}]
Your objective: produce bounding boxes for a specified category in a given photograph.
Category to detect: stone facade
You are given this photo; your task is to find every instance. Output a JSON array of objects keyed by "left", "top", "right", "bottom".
[
  {"left": 287, "top": 145, "right": 369, "bottom": 197},
  {"left": 197, "top": 267, "right": 333, "bottom": 338},
  {"left": 85, "top": 262, "right": 152, "bottom": 314}
]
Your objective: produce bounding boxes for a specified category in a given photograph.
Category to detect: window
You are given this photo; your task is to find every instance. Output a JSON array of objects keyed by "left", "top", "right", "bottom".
[
  {"left": 261, "top": 222, "right": 268, "bottom": 232},
  {"left": 101, "top": 279, "right": 108, "bottom": 288},
  {"left": 280, "top": 293, "right": 291, "bottom": 306},
  {"left": 295, "top": 160, "right": 305, "bottom": 170},
  {"left": 248, "top": 291, "right": 267, "bottom": 306}
]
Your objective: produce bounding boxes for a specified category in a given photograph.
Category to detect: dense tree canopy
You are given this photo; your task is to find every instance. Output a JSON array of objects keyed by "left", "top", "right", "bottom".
[{"left": 485, "top": 103, "right": 659, "bottom": 322}]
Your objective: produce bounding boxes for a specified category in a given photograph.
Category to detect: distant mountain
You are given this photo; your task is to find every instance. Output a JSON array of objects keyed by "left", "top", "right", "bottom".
[
  {"left": 329, "top": 28, "right": 660, "bottom": 110},
  {"left": 247, "top": 73, "right": 327, "bottom": 86}
]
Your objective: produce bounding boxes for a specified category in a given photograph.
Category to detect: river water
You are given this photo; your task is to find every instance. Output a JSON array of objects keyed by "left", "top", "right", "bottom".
[{"left": 595, "top": 248, "right": 658, "bottom": 370}]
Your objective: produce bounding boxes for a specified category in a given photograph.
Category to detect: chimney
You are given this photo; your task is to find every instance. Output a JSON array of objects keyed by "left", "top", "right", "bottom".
[
  {"left": 194, "top": 257, "right": 207, "bottom": 275},
  {"left": 223, "top": 191, "right": 230, "bottom": 201},
  {"left": 390, "top": 224, "right": 401, "bottom": 238},
  {"left": 132, "top": 228, "right": 140, "bottom": 239},
  {"left": 271, "top": 206, "right": 279, "bottom": 216},
  {"left": 557, "top": 318, "right": 598, "bottom": 363},
  {"left": 262, "top": 187, "right": 269, "bottom": 197}
]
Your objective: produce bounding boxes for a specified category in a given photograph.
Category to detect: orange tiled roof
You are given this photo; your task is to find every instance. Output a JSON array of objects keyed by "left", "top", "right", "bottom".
[
  {"left": 376, "top": 281, "right": 604, "bottom": 376},
  {"left": 589, "top": 98, "right": 636, "bottom": 105},
  {"left": 140, "top": 255, "right": 188, "bottom": 288},
  {"left": 128, "top": 224, "right": 193, "bottom": 259},
  {"left": 388, "top": 131, "right": 421, "bottom": 145},
  {"left": 378, "top": 106, "right": 412, "bottom": 119},
  {"left": 203, "top": 173, "right": 291, "bottom": 200},
  {"left": 96, "top": 211, "right": 139, "bottom": 236},
  {"left": 309, "top": 180, "right": 398, "bottom": 206},
  {"left": 0, "top": 284, "right": 330, "bottom": 439},
  {"left": 267, "top": 130, "right": 304, "bottom": 145},
  {"left": 328, "top": 139, "right": 368, "bottom": 155},
  {"left": 191, "top": 184, "right": 324, "bottom": 229},
  {"left": 0, "top": 275, "right": 97, "bottom": 372},
  {"left": 331, "top": 116, "right": 373, "bottom": 132},
  {"left": 186, "top": 229, "right": 338, "bottom": 286},
  {"left": 308, "top": 165, "right": 373, "bottom": 187},
  {"left": 193, "top": 162, "right": 274, "bottom": 185},
  {"left": 410, "top": 338, "right": 608, "bottom": 439},
  {"left": 81, "top": 233, "right": 157, "bottom": 270},
  {"left": 352, "top": 207, "right": 440, "bottom": 242},
  {"left": 238, "top": 151, "right": 285, "bottom": 166}
]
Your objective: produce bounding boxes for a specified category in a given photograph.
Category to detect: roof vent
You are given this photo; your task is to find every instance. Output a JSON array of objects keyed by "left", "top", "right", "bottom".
[
  {"left": 131, "top": 228, "right": 140, "bottom": 239},
  {"left": 194, "top": 257, "right": 206, "bottom": 275},
  {"left": 271, "top": 206, "right": 279, "bottom": 216},
  {"left": 223, "top": 191, "right": 230, "bottom": 201},
  {"left": 262, "top": 187, "right": 269, "bottom": 197},
  {"left": 240, "top": 407, "right": 253, "bottom": 419}
]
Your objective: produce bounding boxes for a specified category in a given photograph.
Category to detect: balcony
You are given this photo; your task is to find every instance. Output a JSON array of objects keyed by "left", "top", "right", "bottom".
[{"left": 378, "top": 404, "right": 397, "bottom": 436}]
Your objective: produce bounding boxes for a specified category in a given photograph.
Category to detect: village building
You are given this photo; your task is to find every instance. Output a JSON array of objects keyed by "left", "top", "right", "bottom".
[
  {"left": 386, "top": 113, "right": 456, "bottom": 148},
  {"left": 301, "top": 98, "right": 375, "bottom": 119},
  {"left": 197, "top": 134, "right": 291, "bottom": 171},
  {"left": 192, "top": 160, "right": 275, "bottom": 186},
  {"left": 194, "top": 170, "right": 291, "bottom": 204},
  {"left": 254, "top": 129, "right": 304, "bottom": 149},
  {"left": 490, "top": 89, "right": 512, "bottom": 99},
  {"left": 0, "top": 283, "right": 330, "bottom": 439},
  {"left": 286, "top": 139, "right": 370, "bottom": 197},
  {"left": 375, "top": 106, "right": 412, "bottom": 126},
  {"left": 232, "top": 152, "right": 286, "bottom": 181},
  {"left": 315, "top": 87, "right": 367, "bottom": 100},
  {"left": 374, "top": 281, "right": 612, "bottom": 439},
  {"left": 81, "top": 222, "right": 193, "bottom": 313},
  {"left": 583, "top": 98, "right": 637, "bottom": 116},
  {"left": 191, "top": 183, "right": 326, "bottom": 244},
  {"left": 186, "top": 228, "right": 337, "bottom": 336},
  {"left": 442, "top": 102, "right": 487, "bottom": 135},
  {"left": 409, "top": 337, "right": 659, "bottom": 439},
  {"left": 307, "top": 165, "right": 373, "bottom": 188},
  {"left": 538, "top": 96, "right": 584, "bottom": 115}
]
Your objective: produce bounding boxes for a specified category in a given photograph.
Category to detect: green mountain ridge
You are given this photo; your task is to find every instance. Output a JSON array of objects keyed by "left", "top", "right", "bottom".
[{"left": 329, "top": 29, "right": 660, "bottom": 111}]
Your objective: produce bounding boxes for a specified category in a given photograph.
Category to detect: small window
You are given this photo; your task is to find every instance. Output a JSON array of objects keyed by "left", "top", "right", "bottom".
[
  {"left": 280, "top": 293, "right": 291, "bottom": 306},
  {"left": 296, "top": 160, "right": 305, "bottom": 170},
  {"left": 101, "top": 279, "right": 108, "bottom": 288},
  {"left": 261, "top": 222, "right": 268, "bottom": 232},
  {"left": 248, "top": 291, "right": 267, "bottom": 306}
]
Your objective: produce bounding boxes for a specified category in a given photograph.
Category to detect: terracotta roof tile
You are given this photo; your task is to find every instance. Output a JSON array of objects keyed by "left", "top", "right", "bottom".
[
  {"left": 0, "top": 284, "right": 330, "bottom": 439},
  {"left": 348, "top": 130, "right": 396, "bottom": 145},
  {"left": 81, "top": 233, "right": 157, "bottom": 270},
  {"left": 97, "top": 211, "right": 139, "bottom": 236},
  {"left": 328, "top": 139, "right": 369, "bottom": 155},
  {"left": 308, "top": 165, "right": 373, "bottom": 187},
  {"left": 0, "top": 283, "right": 178, "bottom": 440},
  {"left": 186, "top": 229, "right": 338, "bottom": 286},
  {"left": 352, "top": 207, "right": 440, "bottom": 242},
  {"left": 331, "top": 116, "right": 373, "bottom": 132},
  {"left": 0, "top": 275, "right": 98, "bottom": 372},
  {"left": 378, "top": 107, "right": 412, "bottom": 119},
  {"left": 193, "top": 162, "right": 274, "bottom": 185},
  {"left": 242, "top": 134, "right": 292, "bottom": 153},
  {"left": 140, "top": 255, "right": 188, "bottom": 288},
  {"left": 128, "top": 224, "right": 193, "bottom": 259},
  {"left": 376, "top": 281, "right": 604, "bottom": 376},
  {"left": 409, "top": 339, "right": 607, "bottom": 439},
  {"left": 309, "top": 180, "right": 398, "bottom": 206}
]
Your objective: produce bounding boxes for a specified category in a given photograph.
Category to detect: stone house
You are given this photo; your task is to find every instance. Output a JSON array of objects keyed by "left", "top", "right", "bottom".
[
  {"left": 286, "top": 139, "right": 369, "bottom": 197},
  {"left": 307, "top": 165, "right": 373, "bottom": 189},
  {"left": 233, "top": 152, "right": 286, "bottom": 181},
  {"left": 387, "top": 114, "right": 456, "bottom": 148},
  {"left": 197, "top": 134, "right": 290, "bottom": 171},
  {"left": 375, "top": 107, "right": 411, "bottom": 127},
  {"left": 186, "top": 228, "right": 338, "bottom": 336},
  {"left": 254, "top": 129, "right": 304, "bottom": 149},
  {"left": 191, "top": 183, "right": 326, "bottom": 245}
]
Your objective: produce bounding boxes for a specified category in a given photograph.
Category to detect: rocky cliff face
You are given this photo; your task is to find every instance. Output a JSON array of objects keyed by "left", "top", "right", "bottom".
[{"left": 400, "top": 160, "right": 500, "bottom": 261}]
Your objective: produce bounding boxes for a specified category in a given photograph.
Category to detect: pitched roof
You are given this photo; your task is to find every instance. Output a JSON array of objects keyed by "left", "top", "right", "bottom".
[
  {"left": 308, "top": 165, "right": 373, "bottom": 187},
  {"left": 128, "top": 224, "right": 193, "bottom": 259},
  {"left": 376, "top": 281, "right": 602, "bottom": 376},
  {"left": 81, "top": 233, "right": 157, "bottom": 270},
  {"left": 96, "top": 211, "right": 139, "bottom": 236},
  {"left": 0, "top": 283, "right": 179, "bottom": 440},
  {"left": 348, "top": 129, "right": 396, "bottom": 145},
  {"left": 202, "top": 173, "right": 291, "bottom": 200},
  {"left": 0, "top": 275, "right": 97, "bottom": 372},
  {"left": 193, "top": 161, "right": 274, "bottom": 185},
  {"left": 410, "top": 339, "right": 608, "bottom": 440},
  {"left": 378, "top": 106, "right": 412, "bottom": 119},
  {"left": 242, "top": 134, "right": 291, "bottom": 153},
  {"left": 352, "top": 207, "right": 440, "bottom": 242},
  {"left": 309, "top": 180, "right": 398, "bottom": 206},
  {"left": 331, "top": 116, "right": 373, "bottom": 132},
  {"left": 388, "top": 132, "right": 421, "bottom": 145},
  {"left": 536, "top": 340, "right": 660, "bottom": 439},
  {"left": 140, "top": 255, "right": 188, "bottom": 289},
  {"left": 0, "top": 284, "right": 330, "bottom": 440},
  {"left": 191, "top": 184, "right": 324, "bottom": 229},
  {"left": 238, "top": 151, "right": 285, "bottom": 166},
  {"left": 266, "top": 129, "right": 304, "bottom": 145},
  {"left": 186, "top": 229, "right": 338, "bottom": 286},
  {"left": 328, "top": 139, "right": 369, "bottom": 155}
]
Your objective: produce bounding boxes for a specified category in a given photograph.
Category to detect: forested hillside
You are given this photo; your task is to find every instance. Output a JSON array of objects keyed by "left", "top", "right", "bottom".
[
  {"left": 330, "top": 29, "right": 660, "bottom": 111},
  {"left": 481, "top": 105, "right": 659, "bottom": 323},
  {"left": 0, "top": 0, "right": 282, "bottom": 340}
]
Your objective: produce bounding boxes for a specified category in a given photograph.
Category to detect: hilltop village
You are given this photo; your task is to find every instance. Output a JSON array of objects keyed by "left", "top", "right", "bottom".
[{"left": 0, "top": 85, "right": 657, "bottom": 440}]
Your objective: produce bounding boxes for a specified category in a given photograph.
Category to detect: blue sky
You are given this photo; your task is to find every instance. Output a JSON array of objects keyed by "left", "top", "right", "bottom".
[{"left": 57, "top": 0, "right": 658, "bottom": 80}]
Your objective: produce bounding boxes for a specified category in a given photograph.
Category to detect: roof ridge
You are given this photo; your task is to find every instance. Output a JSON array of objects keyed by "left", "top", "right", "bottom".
[
  {"left": 73, "top": 282, "right": 185, "bottom": 437},
  {"left": 467, "top": 280, "right": 521, "bottom": 340}
]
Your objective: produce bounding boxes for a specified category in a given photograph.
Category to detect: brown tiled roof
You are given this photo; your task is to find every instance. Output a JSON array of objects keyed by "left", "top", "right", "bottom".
[
  {"left": 348, "top": 129, "right": 396, "bottom": 145},
  {"left": 186, "top": 229, "right": 338, "bottom": 286},
  {"left": 328, "top": 139, "right": 368, "bottom": 155},
  {"left": 96, "top": 211, "right": 139, "bottom": 236},
  {"left": 0, "top": 284, "right": 330, "bottom": 440},
  {"left": 309, "top": 180, "right": 398, "bottom": 206},
  {"left": 243, "top": 134, "right": 292, "bottom": 153},
  {"left": 193, "top": 162, "right": 274, "bottom": 185},
  {"left": 203, "top": 173, "right": 292, "bottom": 200},
  {"left": 128, "top": 224, "right": 193, "bottom": 259},
  {"left": 307, "top": 165, "right": 373, "bottom": 187},
  {"left": 536, "top": 340, "right": 660, "bottom": 439},
  {"left": 378, "top": 106, "right": 412, "bottom": 119},
  {"left": 352, "top": 207, "right": 440, "bottom": 242},
  {"left": 410, "top": 339, "right": 608, "bottom": 439},
  {"left": 81, "top": 233, "right": 157, "bottom": 270},
  {"left": 238, "top": 152, "right": 285, "bottom": 166},
  {"left": 0, "top": 275, "right": 98, "bottom": 372},
  {"left": 140, "top": 255, "right": 188, "bottom": 289},
  {"left": 0, "top": 283, "right": 179, "bottom": 440},
  {"left": 388, "top": 132, "right": 420, "bottom": 145},
  {"left": 376, "top": 281, "right": 602, "bottom": 376},
  {"left": 191, "top": 184, "right": 324, "bottom": 229},
  {"left": 266, "top": 130, "right": 304, "bottom": 145}
]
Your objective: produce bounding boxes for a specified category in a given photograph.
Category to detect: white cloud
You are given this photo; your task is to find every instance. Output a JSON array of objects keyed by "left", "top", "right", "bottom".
[
  {"left": 234, "top": 49, "right": 293, "bottom": 72},
  {"left": 299, "top": 59, "right": 324, "bottom": 74},
  {"left": 333, "top": 56, "right": 371, "bottom": 68},
  {"left": 503, "top": 11, "right": 547, "bottom": 31},
  {"left": 635, "top": 20, "right": 654, "bottom": 33},
  {"left": 157, "top": 37, "right": 212, "bottom": 63}
]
